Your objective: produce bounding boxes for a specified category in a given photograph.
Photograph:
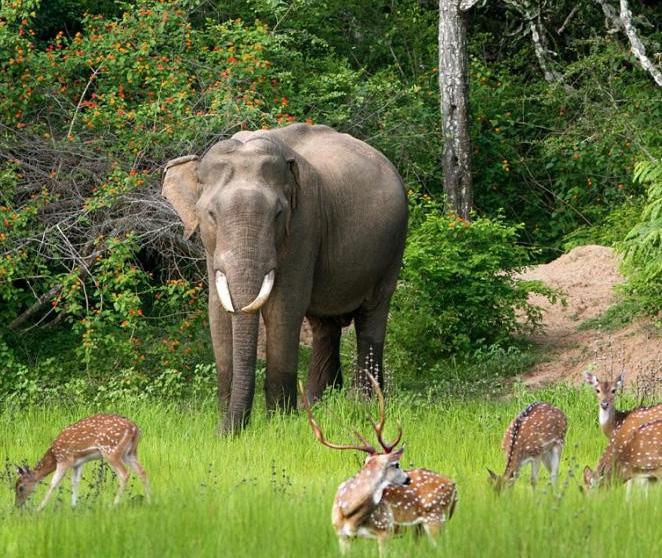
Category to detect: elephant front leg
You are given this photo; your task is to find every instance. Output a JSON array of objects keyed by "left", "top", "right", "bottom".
[
  {"left": 264, "top": 316, "right": 304, "bottom": 414},
  {"left": 208, "top": 291, "right": 233, "bottom": 416},
  {"left": 306, "top": 316, "right": 342, "bottom": 401}
]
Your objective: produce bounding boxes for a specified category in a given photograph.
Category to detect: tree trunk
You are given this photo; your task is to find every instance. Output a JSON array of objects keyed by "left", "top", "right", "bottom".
[{"left": 438, "top": 0, "right": 474, "bottom": 219}]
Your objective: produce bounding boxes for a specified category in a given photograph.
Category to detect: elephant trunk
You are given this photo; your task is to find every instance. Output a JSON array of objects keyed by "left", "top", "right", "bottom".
[{"left": 222, "top": 311, "right": 260, "bottom": 434}]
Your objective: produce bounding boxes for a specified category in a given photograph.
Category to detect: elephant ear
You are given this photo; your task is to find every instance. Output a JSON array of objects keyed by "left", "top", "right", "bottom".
[
  {"left": 284, "top": 157, "right": 301, "bottom": 236},
  {"left": 286, "top": 157, "right": 300, "bottom": 210},
  {"left": 162, "top": 155, "right": 200, "bottom": 240}
]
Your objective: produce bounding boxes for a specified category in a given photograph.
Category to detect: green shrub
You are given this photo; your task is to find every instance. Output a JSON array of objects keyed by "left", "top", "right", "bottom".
[
  {"left": 617, "top": 160, "right": 662, "bottom": 323},
  {"left": 389, "top": 199, "right": 558, "bottom": 369}
]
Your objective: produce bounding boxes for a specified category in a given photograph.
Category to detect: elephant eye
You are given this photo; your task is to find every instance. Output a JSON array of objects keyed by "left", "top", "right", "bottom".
[{"left": 207, "top": 210, "right": 216, "bottom": 223}]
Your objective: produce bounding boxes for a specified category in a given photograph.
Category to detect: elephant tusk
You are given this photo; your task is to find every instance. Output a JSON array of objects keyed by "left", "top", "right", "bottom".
[
  {"left": 241, "top": 270, "right": 275, "bottom": 314},
  {"left": 215, "top": 271, "right": 235, "bottom": 313}
]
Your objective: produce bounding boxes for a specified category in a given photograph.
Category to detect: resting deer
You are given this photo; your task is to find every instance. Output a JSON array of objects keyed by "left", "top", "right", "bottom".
[
  {"left": 584, "top": 372, "right": 662, "bottom": 439},
  {"left": 301, "top": 376, "right": 456, "bottom": 556},
  {"left": 584, "top": 418, "right": 662, "bottom": 497},
  {"left": 15, "top": 413, "right": 150, "bottom": 510},
  {"left": 488, "top": 402, "right": 567, "bottom": 491}
]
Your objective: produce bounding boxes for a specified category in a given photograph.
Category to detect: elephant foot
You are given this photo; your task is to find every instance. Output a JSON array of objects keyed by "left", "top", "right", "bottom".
[{"left": 219, "top": 409, "right": 251, "bottom": 436}]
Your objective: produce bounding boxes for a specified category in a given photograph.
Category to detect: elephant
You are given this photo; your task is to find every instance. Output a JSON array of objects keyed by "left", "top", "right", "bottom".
[{"left": 162, "top": 123, "right": 407, "bottom": 434}]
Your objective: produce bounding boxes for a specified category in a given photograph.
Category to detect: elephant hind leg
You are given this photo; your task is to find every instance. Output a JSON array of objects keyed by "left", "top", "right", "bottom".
[
  {"left": 353, "top": 300, "right": 391, "bottom": 395},
  {"left": 306, "top": 316, "right": 343, "bottom": 401}
]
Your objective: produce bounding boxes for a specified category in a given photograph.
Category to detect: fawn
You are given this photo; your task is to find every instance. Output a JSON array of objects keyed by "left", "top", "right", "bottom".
[
  {"left": 584, "top": 418, "right": 662, "bottom": 497},
  {"left": 300, "top": 375, "right": 456, "bottom": 556},
  {"left": 488, "top": 402, "right": 567, "bottom": 491},
  {"left": 15, "top": 413, "right": 150, "bottom": 510},
  {"left": 584, "top": 371, "right": 662, "bottom": 439}
]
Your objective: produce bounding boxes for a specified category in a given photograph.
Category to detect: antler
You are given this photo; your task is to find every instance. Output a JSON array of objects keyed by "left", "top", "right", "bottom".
[
  {"left": 298, "top": 382, "right": 376, "bottom": 454},
  {"left": 366, "top": 372, "right": 403, "bottom": 453}
]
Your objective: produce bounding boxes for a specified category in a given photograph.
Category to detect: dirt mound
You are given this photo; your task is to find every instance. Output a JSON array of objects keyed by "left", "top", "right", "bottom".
[{"left": 517, "top": 245, "right": 660, "bottom": 387}]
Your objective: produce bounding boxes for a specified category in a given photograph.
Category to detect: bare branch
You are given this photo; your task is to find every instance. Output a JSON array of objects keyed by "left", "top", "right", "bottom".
[
  {"left": 557, "top": 5, "right": 578, "bottom": 35},
  {"left": 619, "top": 0, "right": 662, "bottom": 87}
]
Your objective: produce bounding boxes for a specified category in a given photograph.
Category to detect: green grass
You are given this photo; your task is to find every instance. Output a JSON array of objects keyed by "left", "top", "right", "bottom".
[{"left": 1, "top": 385, "right": 661, "bottom": 557}]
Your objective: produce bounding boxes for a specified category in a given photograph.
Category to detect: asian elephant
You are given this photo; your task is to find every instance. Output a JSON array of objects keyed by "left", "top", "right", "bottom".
[{"left": 162, "top": 124, "right": 407, "bottom": 434}]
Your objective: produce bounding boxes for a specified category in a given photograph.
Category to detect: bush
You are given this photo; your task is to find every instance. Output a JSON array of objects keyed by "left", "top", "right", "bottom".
[
  {"left": 389, "top": 199, "right": 558, "bottom": 369},
  {"left": 617, "top": 160, "right": 662, "bottom": 323}
]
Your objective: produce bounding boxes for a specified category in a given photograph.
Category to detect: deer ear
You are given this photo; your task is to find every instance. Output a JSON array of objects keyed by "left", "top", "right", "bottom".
[
  {"left": 162, "top": 155, "right": 200, "bottom": 240},
  {"left": 583, "top": 371, "right": 597, "bottom": 386},
  {"left": 615, "top": 374, "right": 624, "bottom": 390}
]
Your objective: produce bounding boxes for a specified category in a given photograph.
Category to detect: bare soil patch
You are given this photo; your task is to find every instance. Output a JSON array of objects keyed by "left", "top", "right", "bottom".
[{"left": 516, "top": 245, "right": 660, "bottom": 387}]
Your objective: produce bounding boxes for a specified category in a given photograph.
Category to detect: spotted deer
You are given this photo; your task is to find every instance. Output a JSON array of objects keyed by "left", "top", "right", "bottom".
[
  {"left": 584, "top": 372, "right": 662, "bottom": 439},
  {"left": 300, "top": 376, "right": 457, "bottom": 556},
  {"left": 488, "top": 402, "right": 567, "bottom": 491},
  {"left": 584, "top": 418, "right": 662, "bottom": 497},
  {"left": 15, "top": 414, "right": 150, "bottom": 510}
]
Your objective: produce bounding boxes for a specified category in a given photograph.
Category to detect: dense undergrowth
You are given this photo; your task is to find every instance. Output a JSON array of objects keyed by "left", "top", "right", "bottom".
[{"left": 0, "top": 2, "right": 659, "bottom": 410}]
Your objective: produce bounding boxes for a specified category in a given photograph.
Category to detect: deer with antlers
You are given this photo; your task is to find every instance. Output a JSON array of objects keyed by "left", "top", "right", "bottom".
[
  {"left": 15, "top": 413, "right": 150, "bottom": 510},
  {"left": 584, "top": 418, "right": 662, "bottom": 497},
  {"left": 488, "top": 402, "right": 567, "bottom": 491},
  {"left": 584, "top": 371, "right": 662, "bottom": 439},
  {"left": 300, "top": 376, "right": 457, "bottom": 556}
]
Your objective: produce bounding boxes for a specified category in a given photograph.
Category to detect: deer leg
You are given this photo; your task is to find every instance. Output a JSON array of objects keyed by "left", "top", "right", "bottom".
[
  {"left": 105, "top": 455, "right": 129, "bottom": 505},
  {"left": 636, "top": 476, "right": 650, "bottom": 497},
  {"left": 423, "top": 522, "right": 441, "bottom": 545},
  {"left": 530, "top": 459, "right": 541, "bottom": 487},
  {"left": 125, "top": 452, "right": 150, "bottom": 503},
  {"left": 71, "top": 464, "right": 84, "bottom": 507},
  {"left": 337, "top": 536, "right": 350, "bottom": 555},
  {"left": 549, "top": 444, "right": 562, "bottom": 485},
  {"left": 376, "top": 534, "right": 387, "bottom": 558},
  {"left": 625, "top": 479, "right": 634, "bottom": 501},
  {"left": 37, "top": 462, "right": 69, "bottom": 511}
]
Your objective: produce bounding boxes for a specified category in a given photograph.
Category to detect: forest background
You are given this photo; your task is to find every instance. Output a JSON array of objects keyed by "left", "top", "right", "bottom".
[{"left": 0, "top": 0, "right": 660, "bottom": 404}]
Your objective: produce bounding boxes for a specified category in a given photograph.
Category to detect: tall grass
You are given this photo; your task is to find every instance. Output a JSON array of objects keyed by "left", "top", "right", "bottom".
[{"left": 0, "top": 385, "right": 660, "bottom": 557}]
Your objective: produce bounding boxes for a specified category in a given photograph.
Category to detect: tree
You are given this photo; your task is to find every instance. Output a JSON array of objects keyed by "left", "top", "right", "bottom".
[{"left": 438, "top": 0, "right": 480, "bottom": 219}]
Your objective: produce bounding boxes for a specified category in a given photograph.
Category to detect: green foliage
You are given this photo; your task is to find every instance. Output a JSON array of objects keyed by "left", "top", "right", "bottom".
[
  {"left": 469, "top": 41, "right": 659, "bottom": 257},
  {"left": 617, "top": 159, "right": 662, "bottom": 322},
  {"left": 1, "top": 0, "right": 660, "bottom": 393},
  {"left": 389, "top": 199, "right": 559, "bottom": 368}
]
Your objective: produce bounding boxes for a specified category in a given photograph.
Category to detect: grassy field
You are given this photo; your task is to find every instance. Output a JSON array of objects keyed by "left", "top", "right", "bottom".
[{"left": 1, "top": 383, "right": 660, "bottom": 557}]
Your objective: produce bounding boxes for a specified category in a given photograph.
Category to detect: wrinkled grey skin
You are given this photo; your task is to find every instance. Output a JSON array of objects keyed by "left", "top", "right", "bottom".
[{"left": 162, "top": 124, "right": 407, "bottom": 434}]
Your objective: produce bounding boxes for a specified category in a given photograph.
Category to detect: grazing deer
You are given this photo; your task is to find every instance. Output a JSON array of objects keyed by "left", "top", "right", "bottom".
[
  {"left": 584, "top": 371, "right": 662, "bottom": 439},
  {"left": 583, "top": 418, "right": 662, "bottom": 497},
  {"left": 488, "top": 402, "right": 567, "bottom": 491},
  {"left": 15, "top": 414, "right": 150, "bottom": 510},
  {"left": 300, "top": 376, "right": 457, "bottom": 556}
]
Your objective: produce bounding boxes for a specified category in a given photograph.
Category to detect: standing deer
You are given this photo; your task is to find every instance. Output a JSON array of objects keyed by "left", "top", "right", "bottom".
[
  {"left": 584, "top": 371, "right": 662, "bottom": 438},
  {"left": 583, "top": 418, "right": 662, "bottom": 497},
  {"left": 15, "top": 414, "right": 150, "bottom": 510},
  {"left": 300, "top": 376, "right": 457, "bottom": 556},
  {"left": 488, "top": 402, "right": 567, "bottom": 491}
]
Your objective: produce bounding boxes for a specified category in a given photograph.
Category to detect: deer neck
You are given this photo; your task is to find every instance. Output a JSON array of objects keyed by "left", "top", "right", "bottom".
[
  {"left": 32, "top": 449, "right": 57, "bottom": 482},
  {"left": 600, "top": 408, "right": 628, "bottom": 436},
  {"left": 336, "top": 467, "right": 388, "bottom": 530}
]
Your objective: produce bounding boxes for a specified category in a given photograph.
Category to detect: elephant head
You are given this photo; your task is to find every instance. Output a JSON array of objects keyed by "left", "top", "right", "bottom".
[{"left": 162, "top": 136, "right": 301, "bottom": 432}]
